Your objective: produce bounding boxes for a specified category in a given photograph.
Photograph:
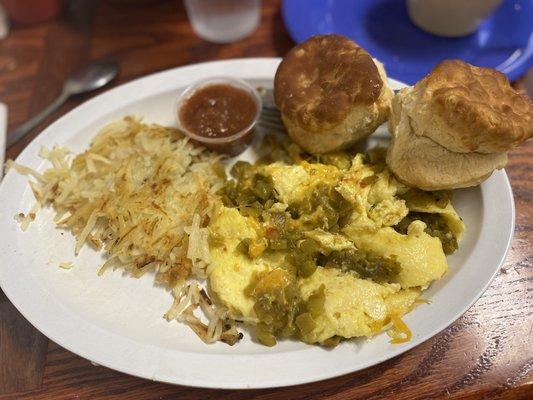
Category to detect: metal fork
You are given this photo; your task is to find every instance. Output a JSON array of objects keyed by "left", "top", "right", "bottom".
[
  {"left": 258, "top": 105, "right": 284, "bottom": 134},
  {"left": 256, "top": 88, "right": 284, "bottom": 134}
]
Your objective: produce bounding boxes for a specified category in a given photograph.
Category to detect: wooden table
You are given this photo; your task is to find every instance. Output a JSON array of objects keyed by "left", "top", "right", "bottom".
[{"left": 0, "top": 1, "right": 531, "bottom": 399}]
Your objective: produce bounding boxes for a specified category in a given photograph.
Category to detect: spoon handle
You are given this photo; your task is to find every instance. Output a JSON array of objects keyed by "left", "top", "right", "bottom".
[{"left": 7, "top": 90, "right": 70, "bottom": 149}]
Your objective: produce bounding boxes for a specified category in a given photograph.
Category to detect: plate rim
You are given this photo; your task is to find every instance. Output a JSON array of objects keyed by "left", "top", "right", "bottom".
[{"left": 0, "top": 58, "right": 515, "bottom": 389}]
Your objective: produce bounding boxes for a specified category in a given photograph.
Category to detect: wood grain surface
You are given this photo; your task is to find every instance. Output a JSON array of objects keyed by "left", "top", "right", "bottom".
[{"left": 0, "top": 1, "right": 531, "bottom": 399}]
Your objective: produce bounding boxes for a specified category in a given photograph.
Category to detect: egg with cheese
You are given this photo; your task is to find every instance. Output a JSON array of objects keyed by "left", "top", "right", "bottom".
[{"left": 208, "top": 148, "right": 463, "bottom": 346}]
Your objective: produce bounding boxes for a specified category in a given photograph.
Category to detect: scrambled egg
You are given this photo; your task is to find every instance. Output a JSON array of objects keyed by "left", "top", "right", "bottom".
[
  {"left": 262, "top": 162, "right": 341, "bottom": 204},
  {"left": 336, "top": 154, "right": 408, "bottom": 230},
  {"left": 348, "top": 226, "right": 447, "bottom": 289},
  {"left": 208, "top": 150, "right": 464, "bottom": 345},
  {"left": 298, "top": 268, "right": 420, "bottom": 342},
  {"left": 402, "top": 190, "right": 465, "bottom": 241},
  {"left": 209, "top": 207, "right": 265, "bottom": 316}
]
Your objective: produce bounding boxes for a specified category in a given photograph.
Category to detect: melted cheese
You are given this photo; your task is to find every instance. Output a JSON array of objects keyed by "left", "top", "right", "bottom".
[{"left": 208, "top": 153, "right": 462, "bottom": 345}]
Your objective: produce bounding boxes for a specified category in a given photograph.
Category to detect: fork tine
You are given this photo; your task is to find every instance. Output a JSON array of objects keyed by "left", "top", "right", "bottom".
[
  {"left": 258, "top": 127, "right": 286, "bottom": 135},
  {"left": 259, "top": 118, "right": 284, "bottom": 128},
  {"left": 260, "top": 114, "right": 283, "bottom": 124},
  {"left": 258, "top": 120, "right": 286, "bottom": 132},
  {"left": 262, "top": 105, "right": 281, "bottom": 115},
  {"left": 261, "top": 113, "right": 281, "bottom": 122},
  {"left": 260, "top": 103, "right": 284, "bottom": 131}
]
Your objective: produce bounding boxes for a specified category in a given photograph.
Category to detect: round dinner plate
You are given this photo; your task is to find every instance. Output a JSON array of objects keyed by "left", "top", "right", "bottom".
[
  {"left": 281, "top": 0, "right": 533, "bottom": 84},
  {"left": 0, "top": 58, "right": 514, "bottom": 389}
]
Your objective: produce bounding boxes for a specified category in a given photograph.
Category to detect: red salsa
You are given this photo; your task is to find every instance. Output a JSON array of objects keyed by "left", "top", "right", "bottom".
[{"left": 179, "top": 84, "right": 258, "bottom": 139}]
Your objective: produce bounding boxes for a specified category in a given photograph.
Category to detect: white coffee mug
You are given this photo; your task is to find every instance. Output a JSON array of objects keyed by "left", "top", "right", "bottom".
[{"left": 407, "top": 0, "right": 503, "bottom": 37}]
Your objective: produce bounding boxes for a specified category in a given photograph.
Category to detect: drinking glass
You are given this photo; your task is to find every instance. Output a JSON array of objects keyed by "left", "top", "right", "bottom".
[{"left": 184, "top": 0, "right": 261, "bottom": 43}]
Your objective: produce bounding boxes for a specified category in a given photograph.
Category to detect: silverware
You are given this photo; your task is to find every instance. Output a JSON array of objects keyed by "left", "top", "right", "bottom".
[
  {"left": 0, "top": 3, "right": 8, "bottom": 41},
  {"left": 256, "top": 87, "right": 285, "bottom": 134},
  {"left": 7, "top": 60, "right": 120, "bottom": 149},
  {"left": 0, "top": 102, "right": 6, "bottom": 176},
  {"left": 259, "top": 104, "right": 285, "bottom": 134}
]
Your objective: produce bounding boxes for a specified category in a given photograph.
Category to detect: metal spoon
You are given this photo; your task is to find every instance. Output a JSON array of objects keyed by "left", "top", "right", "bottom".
[{"left": 7, "top": 60, "right": 120, "bottom": 149}]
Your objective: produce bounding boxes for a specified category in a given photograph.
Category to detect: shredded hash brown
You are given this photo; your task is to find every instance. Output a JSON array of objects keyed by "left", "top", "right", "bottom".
[{"left": 9, "top": 117, "right": 242, "bottom": 344}]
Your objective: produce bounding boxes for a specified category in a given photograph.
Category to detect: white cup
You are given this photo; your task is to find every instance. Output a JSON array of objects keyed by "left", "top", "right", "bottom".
[
  {"left": 407, "top": 0, "right": 503, "bottom": 37},
  {"left": 184, "top": 0, "right": 261, "bottom": 43}
]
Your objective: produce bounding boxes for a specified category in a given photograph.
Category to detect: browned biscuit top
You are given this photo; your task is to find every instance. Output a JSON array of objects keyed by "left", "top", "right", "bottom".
[
  {"left": 425, "top": 60, "right": 533, "bottom": 152},
  {"left": 274, "top": 34, "right": 383, "bottom": 130}
]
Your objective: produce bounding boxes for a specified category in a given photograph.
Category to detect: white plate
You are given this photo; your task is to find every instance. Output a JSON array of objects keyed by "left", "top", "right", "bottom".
[{"left": 0, "top": 58, "right": 514, "bottom": 389}]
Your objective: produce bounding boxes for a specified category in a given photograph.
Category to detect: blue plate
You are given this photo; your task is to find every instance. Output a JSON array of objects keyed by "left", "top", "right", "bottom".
[{"left": 282, "top": 0, "right": 533, "bottom": 84}]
